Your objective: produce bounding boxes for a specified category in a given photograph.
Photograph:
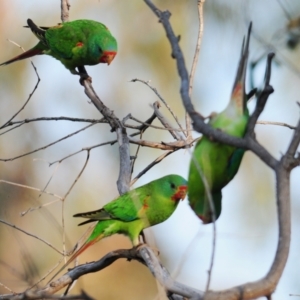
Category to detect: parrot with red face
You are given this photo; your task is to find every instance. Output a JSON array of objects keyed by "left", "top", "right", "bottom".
[{"left": 0, "top": 19, "right": 117, "bottom": 79}]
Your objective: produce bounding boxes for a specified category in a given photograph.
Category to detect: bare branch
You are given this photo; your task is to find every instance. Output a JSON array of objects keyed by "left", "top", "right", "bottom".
[
  {"left": 257, "top": 120, "right": 296, "bottom": 130},
  {"left": 0, "top": 219, "right": 64, "bottom": 255},
  {"left": 1, "top": 117, "right": 106, "bottom": 129},
  {"left": 0, "top": 180, "right": 63, "bottom": 200},
  {"left": 62, "top": 150, "right": 90, "bottom": 201},
  {"left": 186, "top": 0, "right": 206, "bottom": 140},
  {"left": 82, "top": 80, "right": 131, "bottom": 194},
  {"left": 285, "top": 117, "right": 300, "bottom": 159},
  {"left": 3, "top": 246, "right": 202, "bottom": 299},
  {"left": 82, "top": 81, "right": 121, "bottom": 131},
  {"left": 143, "top": 1, "right": 296, "bottom": 299},
  {"left": 0, "top": 43, "right": 40, "bottom": 130},
  {"left": 152, "top": 102, "right": 181, "bottom": 140},
  {"left": 61, "top": 0, "right": 71, "bottom": 23},
  {"left": 0, "top": 124, "right": 96, "bottom": 162},
  {"left": 131, "top": 150, "right": 175, "bottom": 186},
  {"left": 116, "top": 127, "right": 131, "bottom": 193},
  {"left": 144, "top": 0, "right": 278, "bottom": 170},
  {"left": 128, "top": 136, "right": 189, "bottom": 150},
  {"left": 131, "top": 78, "right": 186, "bottom": 136},
  {"left": 138, "top": 246, "right": 202, "bottom": 299}
]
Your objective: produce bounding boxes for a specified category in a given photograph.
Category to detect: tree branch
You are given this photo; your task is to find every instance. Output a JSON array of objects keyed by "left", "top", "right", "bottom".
[
  {"left": 2, "top": 246, "right": 202, "bottom": 300},
  {"left": 144, "top": 0, "right": 278, "bottom": 170},
  {"left": 60, "top": 0, "right": 70, "bottom": 23},
  {"left": 82, "top": 80, "right": 131, "bottom": 194}
]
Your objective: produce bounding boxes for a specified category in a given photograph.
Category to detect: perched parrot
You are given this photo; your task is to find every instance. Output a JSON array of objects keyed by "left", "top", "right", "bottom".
[
  {"left": 188, "top": 24, "right": 252, "bottom": 224},
  {"left": 0, "top": 19, "right": 117, "bottom": 79},
  {"left": 53, "top": 174, "right": 187, "bottom": 277}
]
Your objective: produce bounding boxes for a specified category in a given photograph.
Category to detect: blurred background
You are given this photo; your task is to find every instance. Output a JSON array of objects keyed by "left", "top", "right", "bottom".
[{"left": 0, "top": 0, "right": 300, "bottom": 299}]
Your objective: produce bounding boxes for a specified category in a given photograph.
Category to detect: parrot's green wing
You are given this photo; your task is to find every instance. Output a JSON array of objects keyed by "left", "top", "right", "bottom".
[
  {"left": 188, "top": 24, "right": 252, "bottom": 224},
  {"left": 45, "top": 20, "right": 111, "bottom": 59},
  {"left": 49, "top": 175, "right": 187, "bottom": 281},
  {"left": 45, "top": 23, "right": 86, "bottom": 59},
  {"left": 74, "top": 187, "right": 149, "bottom": 225},
  {"left": 1, "top": 19, "right": 117, "bottom": 77}
]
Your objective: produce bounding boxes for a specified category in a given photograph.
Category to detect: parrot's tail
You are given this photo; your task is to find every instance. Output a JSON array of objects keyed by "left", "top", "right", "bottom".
[
  {"left": 48, "top": 237, "right": 100, "bottom": 283},
  {"left": 0, "top": 48, "right": 43, "bottom": 66}
]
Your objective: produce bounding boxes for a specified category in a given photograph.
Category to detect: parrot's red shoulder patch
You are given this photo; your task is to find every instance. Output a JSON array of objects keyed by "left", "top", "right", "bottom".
[
  {"left": 142, "top": 197, "right": 149, "bottom": 210},
  {"left": 76, "top": 42, "right": 84, "bottom": 47}
]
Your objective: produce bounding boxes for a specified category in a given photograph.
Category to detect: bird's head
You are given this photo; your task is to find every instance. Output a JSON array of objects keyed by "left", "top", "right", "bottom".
[
  {"left": 96, "top": 30, "right": 118, "bottom": 65},
  {"left": 164, "top": 175, "right": 188, "bottom": 202}
]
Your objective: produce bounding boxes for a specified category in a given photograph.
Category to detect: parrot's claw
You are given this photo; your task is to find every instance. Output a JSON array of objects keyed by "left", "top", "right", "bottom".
[
  {"left": 79, "top": 74, "right": 92, "bottom": 85},
  {"left": 77, "top": 66, "right": 92, "bottom": 85},
  {"left": 134, "top": 243, "right": 160, "bottom": 257}
]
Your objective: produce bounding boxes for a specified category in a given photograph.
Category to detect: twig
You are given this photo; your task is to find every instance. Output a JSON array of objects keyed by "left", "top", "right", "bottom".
[
  {"left": 60, "top": 0, "right": 70, "bottom": 23},
  {"left": 82, "top": 80, "right": 131, "bottom": 194},
  {"left": 82, "top": 81, "right": 121, "bottom": 131},
  {"left": 27, "top": 259, "right": 65, "bottom": 292},
  {"left": 188, "top": 147, "right": 217, "bottom": 292},
  {"left": 152, "top": 102, "right": 181, "bottom": 140},
  {"left": 138, "top": 246, "right": 202, "bottom": 298},
  {"left": 130, "top": 150, "right": 175, "bottom": 186},
  {"left": 129, "top": 106, "right": 159, "bottom": 175},
  {"left": 131, "top": 78, "right": 186, "bottom": 136},
  {"left": 285, "top": 117, "right": 300, "bottom": 159},
  {"left": 59, "top": 151, "right": 91, "bottom": 265},
  {"left": 0, "top": 282, "right": 14, "bottom": 294},
  {"left": 128, "top": 108, "right": 157, "bottom": 133},
  {"left": 186, "top": 0, "right": 206, "bottom": 140},
  {"left": 257, "top": 120, "right": 296, "bottom": 130},
  {"left": 0, "top": 123, "right": 96, "bottom": 162},
  {"left": 62, "top": 150, "right": 91, "bottom": 202},
  {"left": 5, "top": 246, "right": 202, "bottom": 299},
  {"left": 0, "top": 42, "right": 40, "bottom": 130},
  {"left": 128, "top": 137, "right": 186, "bottom": 150},
  {"left": 116, "top": 127, "right": 131, "bottom": 194},
  {"left": 0, "top": 180, "right": 63, "bottom": 200},
  {"left": 144, "top": 0, "right": 278, "bottom": 170},
  {"left": 0, "top": 219, "right": 64, "bottom": 255},
  {"left": 126, "top": 117, "right": 188, "bottom": 133},
  {"left": 1, "top": 117, "right": 106, "bottom": 130},
  {"left": 143, "top": 0, "right": 296, "bottom": 299},
  {"left": 20, "top": 199, "right": 61, "bottom": 217},
  {"left": 1, "top": 291, "right": 94, "bottom": 300}
]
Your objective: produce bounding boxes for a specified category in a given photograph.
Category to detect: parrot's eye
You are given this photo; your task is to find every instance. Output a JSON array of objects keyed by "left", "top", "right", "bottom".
[
  {"left": 98, "top": 46, "right": 103, "bottom": 53},
  {"left": 170, "top": 182, "right": 176, "bottom": 189}
]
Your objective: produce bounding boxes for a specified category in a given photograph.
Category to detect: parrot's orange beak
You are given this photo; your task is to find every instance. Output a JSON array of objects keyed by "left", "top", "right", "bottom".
[
  {"left": 172, "top": 185, "right": 188, "bottom": 202},
  {"left": 100, "top": 51, "right": 117, "bottom": 65}
]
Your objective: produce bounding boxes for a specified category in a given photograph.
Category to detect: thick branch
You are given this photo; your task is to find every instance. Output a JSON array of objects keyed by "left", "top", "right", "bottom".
[
  {"left": 200, "top": 160, "right": 291, "bottom": 300},
  {"left": 82, "top": 80, "right": 131, "bottom": 194},
  {"left": 144, "top": 0, "right": 278, "bottom": 170},
  {"left": 116, "top": 127, "right": 131, "bottom": 194},
  {"left": 3, "top": 246, "right": 202, "bottom": 299},
  {"left": 143, "top": 1, "right": 294, "bottom": 299}
]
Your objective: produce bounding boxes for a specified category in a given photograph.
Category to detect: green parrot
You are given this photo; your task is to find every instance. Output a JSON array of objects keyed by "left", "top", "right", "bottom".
[
  {"left": 53, "top": 174, "right": 187, "bottom": 276},
  {"left": 188, "top": 24, "right": 252, "bottom": 224},
  {"left": 0, "top": 19, "right": 117, "bottom": 79}
]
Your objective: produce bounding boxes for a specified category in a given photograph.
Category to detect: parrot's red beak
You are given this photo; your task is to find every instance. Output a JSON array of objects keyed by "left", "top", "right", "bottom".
[
  {"left": 100, "top": 51, "right": 117, "bottom": 65},
  {"left": 171, "top": 185, "right": 188, "bottom": 202}
]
